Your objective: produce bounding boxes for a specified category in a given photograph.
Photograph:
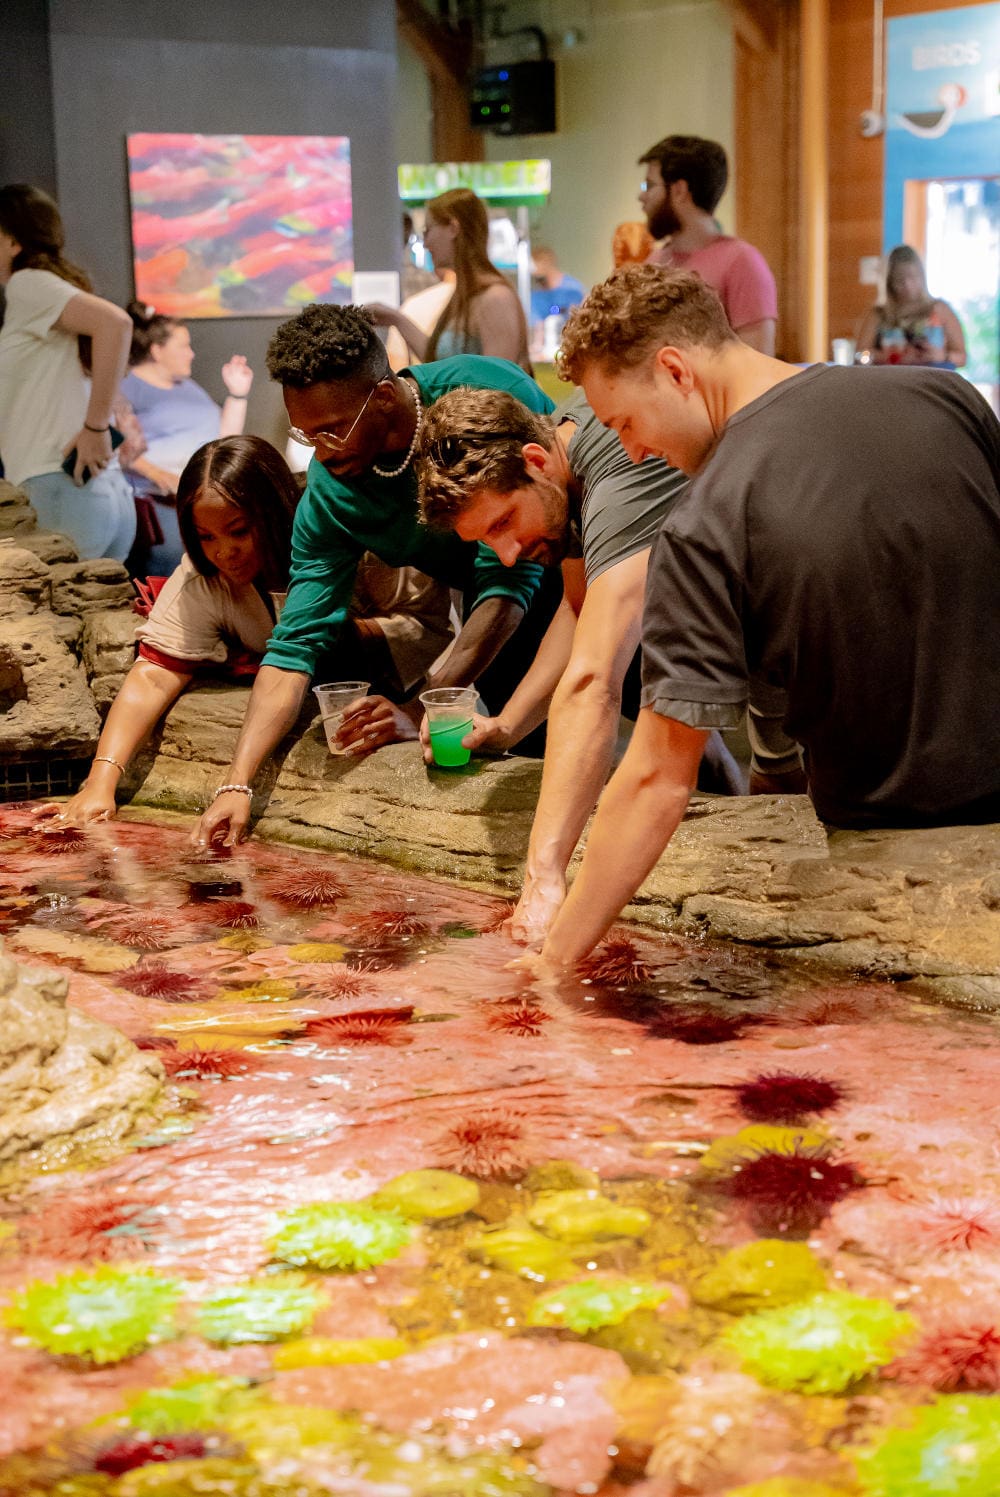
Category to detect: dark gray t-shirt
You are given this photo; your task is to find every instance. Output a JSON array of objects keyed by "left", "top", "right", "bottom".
[
  {"left": 560, "top": 392, "right": 688, "bottom": 582},
  {"left": 641, "top": 364, "right": 1000, "bottom": 826}
]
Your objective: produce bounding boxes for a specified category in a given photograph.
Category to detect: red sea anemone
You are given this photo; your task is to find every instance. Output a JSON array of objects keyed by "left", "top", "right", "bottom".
[
  {"left": 790, "top": 984, "right": 891, "bottom": 1026},
  {"left": 722, "top": 1146, "right": 864, "bottom": 1235},
  {"left": 264, "top": 867, "right": 345, "bottom": 909},
  {"left": 887, "top": 1313, "right": 1000, "bottom": 1391},
  {"left": 304, "top": 1006, "right": 415, "bottom": 1046},
  {"left": 94, "top": 1433, "right": 209, "bottom": 1475},
  {"left": 118, "top": 965, "right": 200, "bottom": 1002},
  {"left": 578, "top": 938, "right": 655, "bottom": 986},
  {"left": 309, "top": 972, "right": 370, "bottom": 1002},
  {"left": 736, "top": 1072, "right": 847, "bottom": 1123},
  {"left": 486, "top": 1001, "right": 551, "bottom": 1038},
  {"left": 903, "top": 1195, "right": 1000, "bottom": 1256},
  {"left": 160, "top": 1046, "right": 258, "bottom": 1080},
  {"left": 23, "top": 1191, "right": 145, "bottom": 1261},
  {"left": 436, "top": 1111, "right": 530, "bottom": 1179},
  {"left": 478, "top": 902, "right": 516, "bottom": 934}
]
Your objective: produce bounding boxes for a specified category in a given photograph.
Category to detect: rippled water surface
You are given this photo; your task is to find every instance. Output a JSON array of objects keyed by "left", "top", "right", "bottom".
[{"left": 1, "top": 805, "right": 1000, "bottom": 1496}]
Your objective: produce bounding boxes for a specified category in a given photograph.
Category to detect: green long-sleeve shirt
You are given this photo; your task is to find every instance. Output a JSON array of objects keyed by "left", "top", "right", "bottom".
[{"left": 263, "top": 356, "right": 555, "bottom": 676}]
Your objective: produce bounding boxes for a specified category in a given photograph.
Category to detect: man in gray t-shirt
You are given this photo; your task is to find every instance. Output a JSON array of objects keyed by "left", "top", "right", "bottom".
[{"left": 416, "top": 384, "right": 693, "bottom": 944}]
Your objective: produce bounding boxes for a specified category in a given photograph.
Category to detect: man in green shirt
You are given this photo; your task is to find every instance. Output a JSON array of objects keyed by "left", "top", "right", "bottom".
[{"left": 194, "top": 305, "right": 555, "bottom": 847}]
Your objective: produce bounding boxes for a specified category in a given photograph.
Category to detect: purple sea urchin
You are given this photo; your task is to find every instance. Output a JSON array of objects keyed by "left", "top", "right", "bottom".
[
  {"left": 736, "top": 1072, "right": 847, "bottom": 1123},
  {"left": 728, "top": 1148, "right": 864, "bottom": 1235},
  {"left": 94, "top": 1433, "right": 209, "bottom": 1475}
]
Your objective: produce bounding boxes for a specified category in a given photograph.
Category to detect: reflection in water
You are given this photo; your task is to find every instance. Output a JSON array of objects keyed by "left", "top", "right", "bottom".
[{"left": 1, "top": 805, "right": 1000, "bottom": 1494}]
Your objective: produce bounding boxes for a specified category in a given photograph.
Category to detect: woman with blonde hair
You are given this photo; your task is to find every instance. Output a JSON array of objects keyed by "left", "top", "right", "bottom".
[
  {"left": 371, "top": 188, "right": 531, "bottom": 372},
  {"left": 857, "top": 245, "right": 966, "bottom": 367}
]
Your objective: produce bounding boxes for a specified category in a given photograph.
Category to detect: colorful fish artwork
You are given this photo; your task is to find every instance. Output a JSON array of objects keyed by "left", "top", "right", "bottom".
[{"left": 127, "top": 133, "right": 353, "bottom": 319}]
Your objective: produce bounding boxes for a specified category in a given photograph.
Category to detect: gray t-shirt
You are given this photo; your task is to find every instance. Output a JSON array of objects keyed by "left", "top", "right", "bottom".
[
  {"left": 641, "top": 364, "right": 1000, "bottom": 826},
  {"left": 560, "top": 391, "right": 688, "bottom": 583}
]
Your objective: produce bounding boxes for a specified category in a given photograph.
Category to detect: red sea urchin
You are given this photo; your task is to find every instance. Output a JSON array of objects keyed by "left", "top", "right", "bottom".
[
  {"left": 436, "top": 1111, "right": 530, "bottom": 1179},
  {"left": 578, "top": 938, "right": 655, "bottom": 986},
  {"left": 88, "top": 910, "right": 182, "bottom": 950},
  {"left": 353, "top": 909, "right": 432, "bottom": 941},
  {"left": 887, "top": 1313, "right": 1000, "bottom": 1392},
  {"left": 486, "top": 1001, "right": 551, "bottom": 1038},
  {"left": 724, "top": 1146, "right": 864, "bottom": 1235},
  {"left": 29, "top": 825, "right": 89, "bottom": 856},
  {"left": 304, "top": 1006, "right": 415, "bottom": 1046},
  {"left": 646, "top": 1005, "right": 759, "bottom": 1046},
  {"left": 264, "top": 867, "right": 345, "bottom": 909},
  {"left": 160, "top": 1047, "right": 257, "bottom": 1080},
  {"left": 118, "top": 965, "right": 200, "bottom": 1002},
  {"left": 736, "top": 1072, "right": 847, "bottom": 1123},
  {"left": 478, "top": 901, "right": 516, "bottom": 934},
  {"left": 94, "top": 1433, "right": 210, "bottom": 1475},
  {"left": 205, "top": 899, "right": 259, "bottom": 930}
]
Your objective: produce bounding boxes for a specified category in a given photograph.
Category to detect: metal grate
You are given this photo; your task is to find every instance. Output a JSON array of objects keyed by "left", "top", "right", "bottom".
[{"left": 0, "top": 757, "right": 90, "bottom": 803}]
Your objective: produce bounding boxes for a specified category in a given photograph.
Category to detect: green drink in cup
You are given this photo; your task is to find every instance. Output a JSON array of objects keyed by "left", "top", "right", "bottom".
[{"left": 420, "top": 686, "right": 478, "bottom": 767}]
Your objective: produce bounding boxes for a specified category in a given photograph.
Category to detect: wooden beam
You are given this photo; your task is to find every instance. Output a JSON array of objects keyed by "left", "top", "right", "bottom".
[{"left": 396, "top": 0, "right": 483, "bottom": 162}]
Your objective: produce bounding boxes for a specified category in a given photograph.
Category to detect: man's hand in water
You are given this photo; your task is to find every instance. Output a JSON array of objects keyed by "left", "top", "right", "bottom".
[
  {"left": 507, "top": 870, "right": 567, "bottom": 947},
  {"left": 192, "top": 789, "right": 253, "bottom": 848}
]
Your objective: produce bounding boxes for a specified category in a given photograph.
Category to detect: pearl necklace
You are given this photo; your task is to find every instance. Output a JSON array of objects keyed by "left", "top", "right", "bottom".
[{"left": 372, "top": 378, "right": 423, "bottom": 479}]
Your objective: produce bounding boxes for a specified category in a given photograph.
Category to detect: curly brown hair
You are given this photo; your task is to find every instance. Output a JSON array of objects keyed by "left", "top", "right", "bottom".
[
  {"left": 416, "top": 386, "right": 554, "bottom": 530},
  {"left": 558, "top": 265, "right": 736, "bottom": 384}
]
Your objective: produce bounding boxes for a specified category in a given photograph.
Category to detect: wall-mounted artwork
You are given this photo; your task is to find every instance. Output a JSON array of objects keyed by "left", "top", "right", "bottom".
[{"left": 127, "top": 133, "right": 353, "bottom": 319}]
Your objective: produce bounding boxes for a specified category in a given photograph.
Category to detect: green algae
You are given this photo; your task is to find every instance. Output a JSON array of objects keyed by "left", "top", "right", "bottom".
[
  {"left": 692, "top": 1239, "right": 827, "bottom": 1313},
  {"left": 698, "top": 1125, "right": 831, "bottom": 1177},
  {"left": 527, "top": 1276, "right": 677, "bottom": 1333},
  {"left": 468, "top": 1218, "right": 580, "bottom": 1280},
  {"left": 269, "top": 1201, "right": 412, "bottom": 1270},
  {"left": 369, "top": 1169, "right": 481, "bottom": 1220},
  {"left": 527, "top": 1188, "right": 650, "bottom": 1243},
  {"left": 4, "top": 1265, "right": 182, "bottom": 1364},
  {"left": 271, "top": 1334, "right": 409, "bottom": 1368},
  {"left": 854, "top": 1395, "right": 1000, "bottom": 1496},
  {"left": 125, "top": 1375, "right": 258, "bottom": 1434},
  {"left": 194, "top": 1276, "right": 327, "bottom": 1344},
  {"left": 720, "top": 1291, "right": 916, "bottom": 1394}
]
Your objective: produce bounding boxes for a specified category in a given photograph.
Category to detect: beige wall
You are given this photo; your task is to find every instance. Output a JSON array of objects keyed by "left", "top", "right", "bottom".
[
  {"left": 396, "top": 0, "right": 735, "bottom": 296},
  {"left": 394, "top": 21, "right": 434, "bottom": 171}
]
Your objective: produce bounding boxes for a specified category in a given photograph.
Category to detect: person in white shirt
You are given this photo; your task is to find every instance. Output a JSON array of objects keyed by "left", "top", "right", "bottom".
[{"left": 0, "top": 184, "right": 135, "bottom": 560}]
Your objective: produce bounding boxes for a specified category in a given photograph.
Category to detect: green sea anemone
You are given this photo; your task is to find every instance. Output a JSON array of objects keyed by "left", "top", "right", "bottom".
[
  {"left": 125, "top": 1375, "right": 257, "bottom": 1434},
  {"left": 720, "top": 1291, "right": 915, "bottom": 1394},
  {"left": 467, "top": 1219, "right": 579, "bottom": 1281},
  {"left": 527, "top": 1277, "right": 677, "bottom": 1334},
  {"left": 269, "top": 1202, "right": 413, "bottom": 1270},
  {"left": 4, "top": 1265, "right": 182, "bottom": 1364},
  {"left": 272, "top": 1335, "right": 408, "bottom": 1368},
  {"left": 223, "top": 1402, "right": 360, "bottom": 1458},
  {"left": 854, "top": 1395, "right": 1000, "bottom": 1495},
  {"left": 524, "top": 1160, "right": 600, "bottom": 1193},
  {"left": 699, "top": 1124, "right": 830, "bottom": 1177},
  {"left": 195, "top": 1276, "right": 327, "bottom": 1344},
  {"left": 692, "top": 1240, "right": 827, "bottom": 1314},
  {"left": 725, "top": 1482, "right": 854, "bottom": 1497},
  {"left": 369, "top": 1169, "right": 480, "bottom": 1220},
  {"left": 527, "top": 1189, "right": 650, "bottom": 1243}
]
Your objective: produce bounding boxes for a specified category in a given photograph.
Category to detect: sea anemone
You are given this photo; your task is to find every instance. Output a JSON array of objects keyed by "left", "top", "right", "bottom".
[
  {"left": 790, "top": 985, "right": 889, "bottom": 1027},
  {"left": 478, "top": 901, "right": 515, "bottom": 934},
  {"left": 160, "top": 1047, "right": 257, "bottom": 1080},
  {"left": 577, "top": 938, "right": 655, "bottom": 986},
  {"left": 901, "top": 1195, "right": 1000, "bottom": 1256},
  {"left": 195, "top": 1276, "right": 327, "bottom": 1344},
  {"left": 125, "top": 1375, "right": 255, "bottom": 1434},
  {"left": 264, "top": 867, "right": 345, "bottom": 908},
  {"left": 720, "top": 1290, "right": 915, "bottom": 1394},
  {"left": 304, "top": 1007, "right": 414, "bottom": 1046},
  {"left": 286, "top": 941, "right": 347, "bottom": 963},
  {"left": 94, "top": 1432, "right": 210, "bottom": 1475},
  {"left": 736, "top": 1072, "right": 847, "bottom": 1123},
  {"left": 22, "top": 1190, "right": 148, "bottom": 1261},
  {"left": 118, "top": 965, "right": 200, "bottom": 1001},
  {"left": 369, "top": 1170, "right": 480, "bottom": 1220},
  {"left": 134, "top": 1035, "right": 177, "bottom": 1052},
  {"left": 269, "top": 1202, "right": 412, "bottom": 1270},
  {"left": 527, "top": 1189, "right": 650, "bottom": 1243},
  {"left": 272, "top": 1335, "right": 408, "bottom": 1369},
  {"left": 486, "top": 1000, "right": 552, "bottom": 1038},
  {"left": 854, "top": 1394, "right": 1000, "bottom": 1495},
  {"left": 353, "top": 909, "right": 432, "bottom": 941},
  {"left": 4, "top": 1264, "right": 181, "bottom": 1364},
  {"left": 435, "top": 1111, "right": 530, "bottom": 1179},
  {"left": 886, "top": 1312, "right": 1000, "bottom": 1392},
  {"left": 692, "top": 1239, "right": 827, "bottom": 1314},
  {"left": 308, "top": 971, "right": 369, "bottom": 1002},
  {"left": 527, "top": 1276, "right": 677, "bottom": 1334}
]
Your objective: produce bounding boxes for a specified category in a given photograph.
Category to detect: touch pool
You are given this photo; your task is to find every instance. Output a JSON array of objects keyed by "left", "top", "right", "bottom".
[{"left": 1, "top": 804, "right": 1000, "bottom": 1496}]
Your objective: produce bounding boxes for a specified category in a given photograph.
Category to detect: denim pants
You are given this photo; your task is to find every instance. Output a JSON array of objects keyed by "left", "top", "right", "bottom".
[{"left": 21, "top": 464, "right": 137, "bottom": 563}]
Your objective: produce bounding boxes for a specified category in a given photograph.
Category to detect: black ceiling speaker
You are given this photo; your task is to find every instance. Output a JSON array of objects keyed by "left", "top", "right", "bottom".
[{"left": 470, "top": 59, "right": 557, "bottom": 135}]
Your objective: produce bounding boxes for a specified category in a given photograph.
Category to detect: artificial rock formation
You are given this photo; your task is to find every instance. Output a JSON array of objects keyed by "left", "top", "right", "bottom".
[
  {"left": 122, "top": 683, "right": 1000, "bottom": 1011},
  {"left": 0, "top": 940, "right": 163, "bottom": 1172}
]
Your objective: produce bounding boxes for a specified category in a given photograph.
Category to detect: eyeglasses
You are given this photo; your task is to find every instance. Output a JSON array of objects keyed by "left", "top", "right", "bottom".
[
  {"left": 288, "top": 378, "right": 387, "bottom": 450},
  {"left": 422, "top": 432, "right": 525, "bottom": 468}
]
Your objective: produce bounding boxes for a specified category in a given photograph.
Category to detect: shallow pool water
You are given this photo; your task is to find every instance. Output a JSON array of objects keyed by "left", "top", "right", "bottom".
[{"left": 1, "top": 805, "right": 1000, "bottom": 1496}]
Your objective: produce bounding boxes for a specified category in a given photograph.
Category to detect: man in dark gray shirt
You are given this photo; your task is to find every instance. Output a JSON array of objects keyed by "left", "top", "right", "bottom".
[
  {"left": 417, "top": 385, "right": 692, "bottom": 944},
  {"left": 528, "top": 263, "right": 1000, "bottom": 971}
]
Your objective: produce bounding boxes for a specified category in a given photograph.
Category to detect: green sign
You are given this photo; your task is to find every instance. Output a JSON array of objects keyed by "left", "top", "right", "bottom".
[{"left": 398, "top": 159, "right": 551, "bottom": 204}]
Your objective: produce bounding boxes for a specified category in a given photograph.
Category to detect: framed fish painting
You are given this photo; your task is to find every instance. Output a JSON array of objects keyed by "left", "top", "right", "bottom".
[{"left": 126, "top": 133, "right": 353, "bottom": 318}]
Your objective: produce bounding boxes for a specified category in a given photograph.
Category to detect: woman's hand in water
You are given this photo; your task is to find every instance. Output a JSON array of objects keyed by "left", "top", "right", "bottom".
[
  {"left": 221, "top": 355, "right": 254, "bottom": 398},
  {"left": 52, "top": 780, "right": 119, "bottom": 827},
  {"left": 336, "top": 696, "right": 419, "bottom": 754},
  {"left": 193, "top": 789, "right": 253, "bottom": 848}
]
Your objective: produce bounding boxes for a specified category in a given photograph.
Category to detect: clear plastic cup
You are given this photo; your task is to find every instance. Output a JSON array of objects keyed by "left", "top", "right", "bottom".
[
  {"left": 313, "top": 681, "right": 370, "bottom": 754},
  {"left": 831, "top": 337, "right": 855, "bottom": 366},
  {"left": 419, "top": 686, "right": 478, "bottom": 767}
]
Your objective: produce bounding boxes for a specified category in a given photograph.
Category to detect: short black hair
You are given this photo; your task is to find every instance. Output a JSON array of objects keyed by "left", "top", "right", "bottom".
[
  {"left": 265, "top": 304, "right": 388, "bottom": 389},
  {"left": 638, "top": 135, "right": 729, "bottom": 214}
]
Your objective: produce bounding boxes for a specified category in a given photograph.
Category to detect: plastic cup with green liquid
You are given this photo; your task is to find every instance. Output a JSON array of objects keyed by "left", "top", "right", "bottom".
[{"left": 419, "top": 686, "right": 478, "bottom": 767}]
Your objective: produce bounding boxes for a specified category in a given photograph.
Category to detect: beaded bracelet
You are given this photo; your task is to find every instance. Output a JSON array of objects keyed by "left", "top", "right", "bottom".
[
  {"left": 94, "top": 754, "right": 126, "bottom": 775},
  {"left": 212, "top": 783, "right": 253, "bottom": 804}
]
